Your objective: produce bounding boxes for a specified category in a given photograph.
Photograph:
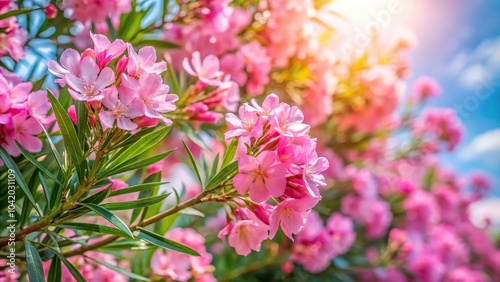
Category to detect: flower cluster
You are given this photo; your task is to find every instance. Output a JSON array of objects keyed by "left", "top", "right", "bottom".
[
  {"left": 412, "top": 107, "right": 463, "bottom": 152},
  {"left": 179, "top": 51, "right": 240, "bottom": 123},
  {"left": 0, "top": 70, "right": 53, "bottom": 164},
  {"left": 151, "top": 228, "right": 215, "bottom": 282},
  {"left": 291, "top": 211, "right": 355, "bottom": 273},
  {"left": 61, "top": 0, "right": 130, "bottom": 27},
  {"left": 48, "top": 33, "right": 178, "bottom": 132},
  {"left": 217, "top": 94, "right": 329, "bottom": 255},
  {"left": 0, "top": 1, "right": 27, "bottom": 61}
]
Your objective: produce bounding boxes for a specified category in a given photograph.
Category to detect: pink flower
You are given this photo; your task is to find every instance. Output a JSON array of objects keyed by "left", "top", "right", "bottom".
[
  {"left": 410, "top": 76, "right": 441, "bottom": 103},
  {"left": 98, "top": 86, "right": 144, "bottom": 131},
  {"left": 0, "top": 5, "right": 27, "bottom": 61},
  {"left": 90, "top": 33, "right": 127, "bottom": 69},
  {"left": 272, "top": 104, "right": 310, "bottom": 137},
  {"left": 151, "top": 228, "right": 214, "bottom": 282},
  {"left": 121, "top": 73, "right": 178, "bottom": 125},
  {"left": 326, "top": 213, "right": 355, "bottom": 255},
  {"left": 27, "top": 90, "right": 53, "bottom": 124},
  {"left": 302, "top": 139, "right": 329, "bottom": 196},
  {"left": 221, "top": 219, "right": 269, "bottom": 256},
  {"left": 48, "top": 49, "right": 82, "bottom": 86},
  {"left": 182, "top": 51, "right": 223, "bottom": 86},
  {"left": 269, "top": 198, "right": 311, "bottom": 240},
  {"left": 62, "top": 0, "right": 131, "bottom": 24},
  {"left": 224, "top": 104, "right": 259, "bottom": 140},
  {"left": 127, "top": 45, "right": 167, "bottom": 77},
  {"left": 65, "top": 57, "right": 115, "bottom": 101},
  {"left": 404, "top": 190, "right": 440, "bottom": 232},
  {"left": 412, "top": 108, "right": 463, "bottom": 151},
  {"left": 233, "top": 151, "right": 287, "bottom": 202},
  {"left": 44, "top": 4, "right": 57, "bottom": 19},
  {"left": 240, "top": 41, "right": 272, "bottom": 96},
  {"left": 11, "top": 111, "right": 42, "bottom": 154}
]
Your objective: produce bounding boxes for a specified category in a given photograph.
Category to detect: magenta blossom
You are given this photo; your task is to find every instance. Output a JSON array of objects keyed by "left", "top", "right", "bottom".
[
  {"left": 90, "top": 32, "right": 126, "bottom": 69},
  {"left": 233, "top": 151, "right": 287, "bottom": 203},
  {"left": 269, "top": 198, "right": 311, "bottom": 240},
  {"left": 182, "top": 51, "right": 223, "bottom": 86},
  {"left": 121, "top": 73, "right": 178, "bottom": 125},
  {"left": 98, "top": 86, "right": 144, "bottom": 131},
  {"left": 65, "top": 57, "right": 115, "bottom": 101},
  {"left": 127, "top": 45, "right": 167, "bottom": 77}
]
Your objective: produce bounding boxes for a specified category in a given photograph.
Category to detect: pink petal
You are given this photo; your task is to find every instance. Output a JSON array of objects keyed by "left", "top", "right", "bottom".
[
  {"left": 117, "top": 117, "right": 137, "bottom": 131},
  {"left": 79, "top": 57, "right": 99, "bottom": 83},
  {"left": 60, "top": 48, "right": 81, "bottom": 75},
  {"left": 95, "top": 67, "right": 115, "bottom": 91},
  {"left": 17, "top": 134, "right": 42, "bottom": 153},
  {"left": 98, "top": 111, "right": 115, "bottom": 131},
  {"left": 248, "top": 178, "right": 270, "bottom": 203}
]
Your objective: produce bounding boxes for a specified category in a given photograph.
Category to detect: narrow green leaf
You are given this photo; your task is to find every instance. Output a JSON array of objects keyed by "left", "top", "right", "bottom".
[
  {"left": 104, "top": 127, "right": 171, "bottom": 174},
  {"left": 59, "top": 222, "right": 129, "bottom": 237},
  {"left": 21, "top": 170, "right": 40, "bottom": 225},
  {"left": 109, "top": 182, "right": 166, "bottom": 197},
  {"left": 81, "top": 186, "right": 111, "bottom": 205},
  {"left": 205, "top": 161, "right": 238, "bottom": 190},
  {"left": 79, "top": 203, "right": 134, "bottom": 238},
  {"left": 47, "top": 256, "right": 61, "bottom": 282},
  {"left": 131, "top": 172, "right": 161, "bottom": 223},
  {"left": 102, "top": 150, "right": 174, "bottom": 177},
  {"left": 25, "top": 240, "right": 45, "bottom": 282},
  {"left": 136, "top": 39, "right": 179, "bottom": 49},
  {"left": 135, "top": 227, "right": 200, "bottom": 256},
  {"left": 0, "top": 8, "right": 32, "bottom": 20},
  {"left": 210, "top": 153, "right": 220, "bottom": 179},
  {"left": 166, "top": 60, "right": 180, "bottom": 95},
  {"left": 47, "top": 90, "right": 83, "bottom": 179},
  {"left": 221, "top": 138, "right": 238, "bottom": 169},
  {"left": 113, "top": 126, "right": 157, "bottom": 150},
  {"left": 75, "top": 101, "right": 88, "bottom": 150},
  {"left": 30, "top": 241, "right": 86, "bottom": 282},
  {"left": 89, "top": 257, "right": 150, "bottom": 281},
  {"left": 0, "top": 147, "right": 42, "bottom": 216},
  {"left": 100, "top": 239, "right": 154, "bottom": 251},
  {"left": 37, "top": 120, "right": 63, "bottom": 173},
  {"left": 101, "top": 194, "right": 169, "bottom": 210},
  {"left": 39, "top": 172, "right": 51, "bottom": 209},
  {"left": 106, "top": 17, "right": 117, "bottom": 39},
  {"left": 182, "top": 141, "right": 203, "bottom": 186},
  {"left": 179, "top": 207, "right": 205, "bottom": 217},
  {"left": 15, "top": 141, "right": 62, "bottom": 185}
]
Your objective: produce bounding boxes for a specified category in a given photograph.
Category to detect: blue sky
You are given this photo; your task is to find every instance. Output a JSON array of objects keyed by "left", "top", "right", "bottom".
[{"left": 400, "top": 0, "right": 500, "bottom": 195}]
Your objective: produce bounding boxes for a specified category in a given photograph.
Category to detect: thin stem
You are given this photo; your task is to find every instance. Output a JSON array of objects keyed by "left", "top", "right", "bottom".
[{"left": 63, "top": 189, "right": 214, "bottom": 257}]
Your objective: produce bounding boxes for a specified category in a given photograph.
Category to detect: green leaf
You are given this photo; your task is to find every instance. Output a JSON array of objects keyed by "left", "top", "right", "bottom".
[
  {"left": 109, "top": 182, "right": 166, "bottom": 197},
  {"left": 166, "top": 60, "right": 180, "bottom": 95},
  {"left": 131, "top": 172, "right": 161, "bottom": 223},
  {"left": 0, "top": 147, "right": 42, "bottom": 216},
  {"left": 210, "top": 153, "right": 220, "bottom": 179},
  {"left": 15, "top": 141, "right": 62, "bottom": 185},
  {"left": 205, "top": 161, "right": 238, "bottom": 190},
  {"left": 221, "top": 138, "right": 238, "bottom": 169},
  {"left": 25, "top": 240, "right": 45, "bottom": 282},
  {"left": 31, "top": 241, "right": 86, "bottom": 282},
  {"left": 75, "top": 101, "right": 88, "bottom": 150},
  {"left": 47, "top": 90, "right": 83, "bottom": 180},
  {"left": 106, "top": 17, "right": 117, "bottom": 40},
  {"left": 47, "top": 256, "right": 62, "bottom": 282},
  {"left": 79, "top": 203, "right": 134, "bottom": 238},
  {"left": 113, "top": 127, "right": 156, "bottom": 150},
  {"left": 0, "top": 8, "right": 32, "bottom": 20},
  {"left": 39, "top": 172, "right": 51, "bottom": 209},
  {"left": 37, "top": 120, "right": 64, "bottom": 173},
  {"left": 179, "top": 207, "right": 205, "bottom": 217},
  {"left": 81, "top": 186, "right": 112, "bottom": 205},
  {"left": 136, "top": 39, "right": 179, "bottom": 49},
  {"left": 102, "top": 150, "right": 174, "bottom": 177},
  {"left": 135, "top": 227, "right": 200, "bottom": 256},
  {"left": 89, "top": 257, "right": 149, "bottom": 281},
  {"left": 100, "top": 239, "right": 155, "bottom": 251},
  {"left": 101, "top": 194, "right": 170, "bottom": 210},
  {"left": 103, "top": 127, "right": 171, "bottom": 174},
  {"left": 182, "top": 141, "right": 203, "bottom": 186},
  {"left": 59, "top": 222, "right": 129, "bottom": 237}
]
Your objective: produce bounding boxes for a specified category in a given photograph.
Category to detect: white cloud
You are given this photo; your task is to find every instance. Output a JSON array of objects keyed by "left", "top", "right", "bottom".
[
  {"left": 469, "top": 198, "right": 500, "bottom": 230},
  {"left": 450, "top": 36, "right": 500, "bottom": 88},
  {"left": 460, "top": 128, "right": 500, "bottom": 161}
]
